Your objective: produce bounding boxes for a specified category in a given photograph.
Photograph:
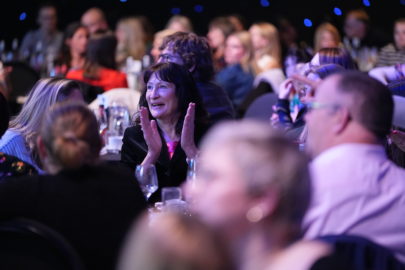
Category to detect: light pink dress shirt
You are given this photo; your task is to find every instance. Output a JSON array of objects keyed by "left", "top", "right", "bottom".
[{"left": 303, "top": 143, "right": 405, "bottom": 263}]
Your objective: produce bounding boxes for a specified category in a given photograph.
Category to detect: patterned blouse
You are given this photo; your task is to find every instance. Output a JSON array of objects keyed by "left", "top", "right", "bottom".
[{"left": 0, "top": 152, "right": 37, "bottom": 180}]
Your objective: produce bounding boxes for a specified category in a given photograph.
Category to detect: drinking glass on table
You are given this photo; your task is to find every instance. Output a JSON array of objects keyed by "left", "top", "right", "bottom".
[
  {"left": 162, "top": 187, "right": 189, "bottom": 214},
  {"left": 135, "top": 164, "right": 158, "bottom": 201}
]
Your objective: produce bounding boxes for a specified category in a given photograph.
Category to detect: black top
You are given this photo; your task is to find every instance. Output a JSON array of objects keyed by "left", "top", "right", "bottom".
[
  {"left": 0, "top": 162, "right": 147, "bottom": 270},
  {"left": 196, "top": 81, "right": 235, "bottom": 124},
  {"left": 121, "top": 123, "right": 209, "bottom": 203}
]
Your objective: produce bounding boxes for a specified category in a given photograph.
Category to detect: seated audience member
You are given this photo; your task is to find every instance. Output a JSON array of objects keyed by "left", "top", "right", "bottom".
[
  {"left": 19, "top": 3, "right": 63, "bottom": 75},
  {"left": 376, "top": 18, "right": 405, "bottom": 67},
  {"left": 66, "top": 33, "right": 128, "bottom": 91},
  {"left": 215, "top": 31, "right": 254, "bottom": 110},
  {"left": 0, "top": 102, "right": 147, "bottom": 270},
  {"left": 118, "top": 212, "right": 233, "bottom": 270},
  {"left": 303, "top": 71, "right": 405, "bottom": 263},
  {"left": 249, "top": 22, "right": 285, "bottom": 91},
  {"left": 80, "top": 7, "right": 110, "bottom": 35},
  {"left": 0, "top": 92, "right": 36, "bottom": 179},
  {"left": 189, "top": 120, "right": 341, "bottom": 270},
  {"left": 313, "top": 22, "right": 342, "bottom": 52},
  {"left": 165, "top": 15, "right": 193, "bottom": 33},
  {"left": 54, "top": 22, "right": 89, "bottom": 76},
  {"left": 207, "top": 17, "right": 236, "bottom": 72},
  {"left": 120, "top": 62, "right": 209, "bottom": 203},
  {"left": 236, "top": 23, "right": 285, "bottom": 116},
  {"left": 0, "top": 78, "right": 83, "bottom": 172},
  {"left": 249, "top": 22, "right": 282, "bottom": 73},
  {"left": 159, "top": 32, "right": 235, "bottom": 123},
  {"left": 115, "top": 16, "right": 147, "bottom": 70},
  {"left": 342, "top": 9, "right": 388, "bottom": 71}
]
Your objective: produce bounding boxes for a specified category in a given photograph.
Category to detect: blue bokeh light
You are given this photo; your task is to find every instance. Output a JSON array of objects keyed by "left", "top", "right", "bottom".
[
  {"left": 19, "top": 12, "right": 27, "bottom": 21},
  {"left": 333, "top": 7, "right": 342, "bottom": 16},
  {"left": 194, "top": 5, "right": 204, "bottom": 13},
  {"left": 171, "top": 7, "right": 181, "bottom": 15},
  {"left": 120, "top": 0, "right": 127, "bottom": 2},
  {"left": 363, "top": 0, "right": 370, "bottom": 6},
  {"left": 304, "top": 18, "right": 313, "bottom": 28},
  {"left": 260, "top": 0, "right": 270, "bottom": 7},
  {"left": 401, "top": 0, "right": 405, "bottom": 5}
]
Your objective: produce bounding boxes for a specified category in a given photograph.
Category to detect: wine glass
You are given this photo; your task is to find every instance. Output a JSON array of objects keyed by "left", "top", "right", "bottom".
[
  {"left": 135, "top": 164, "right": 158, "bottom": 200},
  {"left": 186, "top": 158, "right": 198, "bottom": 186}
]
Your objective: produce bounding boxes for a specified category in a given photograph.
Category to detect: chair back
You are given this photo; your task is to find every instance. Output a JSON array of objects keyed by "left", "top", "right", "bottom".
[
  {"left": 243, "top": 92, "right": 278, "bottom": 122},
  {"left": 393, "top": 95, "right": 405, "bottom": 130},
  {"left": 0, "top": 217, "right": 86, "bottom": 270},
  {"left": 317, "top": 234, "right": 405, "bottom": 270}
]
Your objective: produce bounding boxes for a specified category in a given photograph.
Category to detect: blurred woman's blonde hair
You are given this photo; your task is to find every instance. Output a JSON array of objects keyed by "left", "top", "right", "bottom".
[
  {"left": 118, "top": 212, "right": 233, "bottom": 270},
  {"left": 116, "top": 17, "right": 147, "bottom": 66},
  {"left": 313, "top": 22, "right": 341, "bottom": 52},
  {"left": 228, "top": 31, "right": 254, "bottom": 72},
  {"left": 249, "top": 22, "right": 282, "bottom": 73},
  {"left": 9, "top": 78, "right": 82, "bottom": 164}
]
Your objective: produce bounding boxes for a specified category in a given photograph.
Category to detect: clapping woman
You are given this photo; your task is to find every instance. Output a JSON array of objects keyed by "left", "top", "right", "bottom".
[{"left": 121, "top": 62, "right": 209, "bottom": 202}]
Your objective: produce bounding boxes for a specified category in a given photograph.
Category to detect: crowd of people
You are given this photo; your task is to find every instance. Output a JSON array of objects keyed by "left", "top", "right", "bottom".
[{"left": 0, "top": 3, "right": 405, "bottom": 270}]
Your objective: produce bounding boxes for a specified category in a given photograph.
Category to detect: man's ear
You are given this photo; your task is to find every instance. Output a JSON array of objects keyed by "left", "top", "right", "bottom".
[{"left": 332, "top": 107, "right": 351, "bottom": 134}]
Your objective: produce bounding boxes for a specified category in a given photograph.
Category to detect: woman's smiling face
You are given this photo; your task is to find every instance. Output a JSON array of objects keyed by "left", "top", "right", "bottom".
[{"left": 146, "top": 72, "right": 179, "bottom": 121}]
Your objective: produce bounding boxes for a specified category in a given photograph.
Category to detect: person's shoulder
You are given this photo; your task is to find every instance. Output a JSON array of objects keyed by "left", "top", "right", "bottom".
[
  {"left": 380, "top": 43, "right": 397, "bottom": 53},
  {"left": 100, "top": 68, "right": 126, "bottom": 77},
  {"left": 0, "top": 130, "right": 24, "bottom": 148},
  {"left": 0, "top": 152, "right": 37, "bottom": 180},
  {"left": 267, "top": 240, "right": 332, "bottom": 270},
  {"left": 65, "top": 69, "right": 84, "bottom": 79}
]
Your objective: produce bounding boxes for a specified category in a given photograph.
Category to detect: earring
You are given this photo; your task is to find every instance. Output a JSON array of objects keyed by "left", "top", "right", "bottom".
[{"left": 246, "top": 205, "right": 264, "bottom": 223}]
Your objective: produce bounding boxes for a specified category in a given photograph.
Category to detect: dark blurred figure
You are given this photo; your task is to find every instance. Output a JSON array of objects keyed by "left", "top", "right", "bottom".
[
  {"left": 342, "top": 9, "right": 389, "bottom": 71},
  {"left": 81, "top": 7, "right": 110, "bottom": 35},
  {"left": 19, "top": 3, "right": 63, "bottom": 76},
  {"left": 0, "top": 102, "right": 147, "bottom": 270},
  {"left": 207, "top": 16, "right": 236, "bottom": 72}
]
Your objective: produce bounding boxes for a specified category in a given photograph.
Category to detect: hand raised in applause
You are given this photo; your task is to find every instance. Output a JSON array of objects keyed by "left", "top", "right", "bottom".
[
  {"left": 140, "top": 106, "right": 162, "bottom": 166},
  {"left": 181, "top": 103, "right": 199, "bottom": 159}
]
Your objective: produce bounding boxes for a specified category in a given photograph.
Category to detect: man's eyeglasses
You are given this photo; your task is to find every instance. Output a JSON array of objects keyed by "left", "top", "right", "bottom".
[{"left": 305, "top": 101, "right": 342, "bottom": 113}]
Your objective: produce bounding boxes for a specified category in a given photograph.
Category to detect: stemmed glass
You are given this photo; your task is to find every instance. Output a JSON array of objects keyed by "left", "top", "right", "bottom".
[
  {"left": 186, "top": 158, "right": 197, "bottom": 187},
  {"left": 135, "top": 164, "right": 158, "bottom": 201}
]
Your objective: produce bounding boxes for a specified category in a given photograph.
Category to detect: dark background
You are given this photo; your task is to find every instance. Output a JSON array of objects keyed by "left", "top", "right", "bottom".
[{"left": 1, "top": 0, "right": 405, "bottom": 49}]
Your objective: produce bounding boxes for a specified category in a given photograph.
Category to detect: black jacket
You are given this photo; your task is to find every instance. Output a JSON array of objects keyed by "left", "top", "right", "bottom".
[
  {"left": 121, "top": 123, "right": 209, "bottom": 203},
  {"left": 0, "top": 163, "right": 147, "bottom": 270}
]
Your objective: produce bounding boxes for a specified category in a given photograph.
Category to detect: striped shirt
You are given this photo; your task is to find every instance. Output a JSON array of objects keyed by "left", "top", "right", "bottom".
[{"left": 376, "top": 43, "right": 405, "bottom": 67}]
